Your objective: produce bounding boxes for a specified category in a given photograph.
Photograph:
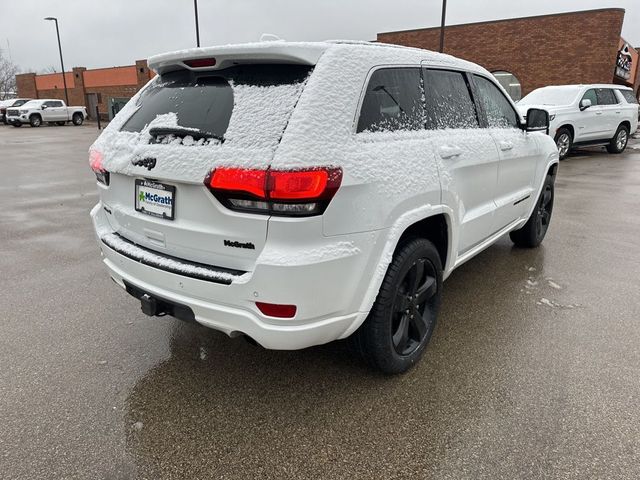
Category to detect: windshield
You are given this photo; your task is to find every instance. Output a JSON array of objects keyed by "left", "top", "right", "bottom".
[
  {"left": 519, "top": 87, "right": 580, "bottom": 106},
  {"left": 121, "top": 64, "right": 312, "bottom": 148}
]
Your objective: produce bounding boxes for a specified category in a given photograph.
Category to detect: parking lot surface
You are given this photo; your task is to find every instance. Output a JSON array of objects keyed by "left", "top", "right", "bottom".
[{"left": 1, "top": 125, "right": 640, "bottom": 479}]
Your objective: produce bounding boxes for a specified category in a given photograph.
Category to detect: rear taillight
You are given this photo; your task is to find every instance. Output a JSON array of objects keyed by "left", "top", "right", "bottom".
[
  {"left": 206, "top": 167, "right": 342, "bottom": 217},
  {"left": 89, "top": 149, "right": 110, "bottom": 185},
  {"left": 256, "top": 302, "right": 297, "bottom": 318}
]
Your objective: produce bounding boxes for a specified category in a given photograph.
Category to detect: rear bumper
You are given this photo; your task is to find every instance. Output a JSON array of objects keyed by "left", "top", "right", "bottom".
[{"left": 91, "top": 203, "right": 378, "bottom": 350}]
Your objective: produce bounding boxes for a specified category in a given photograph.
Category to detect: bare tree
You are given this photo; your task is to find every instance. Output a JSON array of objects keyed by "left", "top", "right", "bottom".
[{"left": 0, "top": 49, "right": 19, "bottom": 100}]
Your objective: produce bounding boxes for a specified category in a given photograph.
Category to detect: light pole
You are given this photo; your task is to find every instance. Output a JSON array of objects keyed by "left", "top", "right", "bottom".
[
  {"left": 439, "top": 0, "right": 447, "bottom": 53},
  {"left": 44, "top": 17, "right": 69, "bottom": 106},
  {"left": 194, "top": 0, "right": 201, "bottom": 47}
]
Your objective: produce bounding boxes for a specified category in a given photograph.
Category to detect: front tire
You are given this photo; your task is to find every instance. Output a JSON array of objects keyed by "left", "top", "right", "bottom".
[
  {"left": 554, "top": 128, "right": 572, "bottom": 160},
  {"left": 510, "top": 174, "right": 554, "bottom": 248},
  {"left": 29, "top": 115, "right": 42, "bottom": 128},
  {"left": 352, "top": 238, "right": 443, "bottom": 374},
  {"left": 607, "top": 125, "right": 629, "bottom": 154},
  {"left": 56, "top": 121, "right": 66, "bottom": 126},
  {"left": 12, "top": 122, "right": 22, "bottom": 128},
  {"left": 72, "top": 113, "right": 84, "bottom": 126}
]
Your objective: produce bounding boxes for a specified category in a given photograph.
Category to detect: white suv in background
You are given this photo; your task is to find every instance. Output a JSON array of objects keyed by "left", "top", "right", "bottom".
[
  {"left": 90, "top": 41, "right": 558, "bottom": 374},
  {"left": 518, "top": 84, "right": 639, "bottom": 160}
]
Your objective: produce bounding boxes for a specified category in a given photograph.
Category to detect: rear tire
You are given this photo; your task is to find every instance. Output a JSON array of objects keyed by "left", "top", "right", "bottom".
[
  {"left": 510, "top": 174, "right": 554, "bottom": 248},
  {"left": 351, "top": 238, "right": 443, "bottom": 374},
  {"left": 607, "top": 125, "right": 629, "bottom": 154},
  {"left": 72, "top": 113, "right": 83, "bottom": 126},
  {"left": 29, "top": 115, "right": 42, "bottom": 127},
  {"left": 554, "top": 128, "right": 572, "bottom": 160}
]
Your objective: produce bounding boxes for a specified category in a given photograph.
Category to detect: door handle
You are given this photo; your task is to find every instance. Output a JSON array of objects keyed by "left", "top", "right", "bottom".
[
  {"left": 439, "top": 145, "right": 463, "bottom": 159},
  {"left": 499, "top": 141, "right": 514, "bottom": 151},
  {"left": 595, "top": 112, "right": 603, "bottom": 115}
]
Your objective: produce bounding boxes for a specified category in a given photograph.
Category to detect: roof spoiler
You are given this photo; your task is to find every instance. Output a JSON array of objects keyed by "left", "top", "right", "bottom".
[{"left": 148, "top": 42, "right": 328, "bottom": 75}]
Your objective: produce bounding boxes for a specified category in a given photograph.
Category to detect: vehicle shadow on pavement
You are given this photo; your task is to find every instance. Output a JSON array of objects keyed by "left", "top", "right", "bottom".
[{"left": 121, "top": 239, "right": 549, "bottom": 478}]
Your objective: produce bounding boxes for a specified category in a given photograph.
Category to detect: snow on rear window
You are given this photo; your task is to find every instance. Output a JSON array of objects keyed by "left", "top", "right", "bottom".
[{"left": 121, "top": 64, "right": 312, "bottom": 150}]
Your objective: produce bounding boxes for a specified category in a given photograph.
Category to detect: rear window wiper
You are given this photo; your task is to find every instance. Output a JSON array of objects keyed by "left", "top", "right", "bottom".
[{"left": 148, "top": 126, "right": 224, "bottom": 143}]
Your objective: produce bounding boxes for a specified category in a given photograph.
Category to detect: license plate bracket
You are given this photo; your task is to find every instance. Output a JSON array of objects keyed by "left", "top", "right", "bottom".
[{"left": 135, "top": 179, "right": 176, "bottom": 220}]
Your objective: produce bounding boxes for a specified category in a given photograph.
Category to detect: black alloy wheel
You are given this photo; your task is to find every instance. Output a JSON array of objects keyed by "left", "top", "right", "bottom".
[
  {"left": 535, "top": 182, "right": 553, "bottom": 242},
  {"left": 510, "top": 174, "right": 554, "bottom": 248},
  {"left": 351, "top": 237, "right": 443, "bottom": 374},
  {"left": 391, "top": 258, "right": 437, "bottom": 356}
]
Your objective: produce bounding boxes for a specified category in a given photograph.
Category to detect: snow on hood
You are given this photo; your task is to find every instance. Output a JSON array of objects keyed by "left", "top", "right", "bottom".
[{"left": 516, "top": 104, "right": 562, "bottom": 116}]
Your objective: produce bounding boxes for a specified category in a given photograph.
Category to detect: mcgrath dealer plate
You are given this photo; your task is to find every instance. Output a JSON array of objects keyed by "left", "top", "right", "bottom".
[{"left": 135, "top": 179, "right": 176, "bottom": 220}]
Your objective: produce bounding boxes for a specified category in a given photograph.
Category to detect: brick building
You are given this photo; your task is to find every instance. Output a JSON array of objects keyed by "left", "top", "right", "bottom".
[
  {"left": 16, "top": 60, "right": 154, "bottom": 120},
  {"left": 15, "top": 8, "right": 640, "bottom": 112},
  {"left": 378, "top": 8, "right": 640, "bottom": 101}
]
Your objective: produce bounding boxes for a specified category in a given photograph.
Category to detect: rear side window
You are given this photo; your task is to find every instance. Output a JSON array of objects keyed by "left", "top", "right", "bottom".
[
  {"left": 423, "top": 69, "right": 478, "bottom": 129},
  {"left": 121, "top": 64, "right": 312, "bottom": 148},
  {"left": 596, "top": 88, "right": 617, "bottom": 105},
  {"left": 357, "top": 68, "right": 425, "bottom": 133},
  {"left": 473, "top": 75, "right": 519, "bottom": 128},
  {"left": 619, "top": 90, "right": 638, "bottom": 104}
]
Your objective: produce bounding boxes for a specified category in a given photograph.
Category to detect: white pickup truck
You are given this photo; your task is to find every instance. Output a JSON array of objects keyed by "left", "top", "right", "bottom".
[{"left": 6, "top": 99, "right": 87, "bottom": 127}]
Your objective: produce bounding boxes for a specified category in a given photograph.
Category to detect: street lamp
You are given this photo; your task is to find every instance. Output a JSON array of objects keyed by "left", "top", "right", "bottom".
[
  {"left": 193, "top": 0, "right": 201, "bottom": 47},
  {"left": 439, "top": 0, "right": 447, "bottom": 53},
  {"left": 44, "top": 17, "right": 69, "bottom": 106}
]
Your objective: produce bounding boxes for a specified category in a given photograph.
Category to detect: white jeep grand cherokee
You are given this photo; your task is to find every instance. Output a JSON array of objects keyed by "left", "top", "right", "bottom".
[
  {"left": 90, "top": 41, "right": 558, "bottom": 373},
  {"left": 518, "top": 84, "right": 639, "bottom": 160}
]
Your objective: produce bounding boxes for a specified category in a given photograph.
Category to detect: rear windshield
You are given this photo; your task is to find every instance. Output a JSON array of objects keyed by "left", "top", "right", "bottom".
[
  {"left": 121, "top": 64, "right": 312, "bottom": 147},
  {"left": 619, "top": 90, "right": 638, "bottom": 104}
]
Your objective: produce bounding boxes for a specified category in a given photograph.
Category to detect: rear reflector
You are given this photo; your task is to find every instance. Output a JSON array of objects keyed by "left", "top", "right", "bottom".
[
  {"left": 206, "top": 167, "right": 342, "bottom": 217},
  {"left": 256, "top": 302, "right": 297, "bottom": 318},
  {"left": 184, "top": 58, "right": 217, "bottom": 68}
]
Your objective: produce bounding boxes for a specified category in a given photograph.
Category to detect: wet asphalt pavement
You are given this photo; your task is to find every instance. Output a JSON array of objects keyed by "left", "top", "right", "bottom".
[{"left": 1, "top": 125, "right": 640, "bottom": 479}]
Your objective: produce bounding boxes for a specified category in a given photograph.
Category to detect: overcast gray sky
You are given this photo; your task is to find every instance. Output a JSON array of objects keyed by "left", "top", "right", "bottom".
[{"left": 3, "top": 0, "right": 639, "bottom": 72}]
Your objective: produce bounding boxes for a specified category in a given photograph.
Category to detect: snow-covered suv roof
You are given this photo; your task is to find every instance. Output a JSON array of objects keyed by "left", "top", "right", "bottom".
[{"left": 148, "top": 40, "right": 486, "bottom": 76}]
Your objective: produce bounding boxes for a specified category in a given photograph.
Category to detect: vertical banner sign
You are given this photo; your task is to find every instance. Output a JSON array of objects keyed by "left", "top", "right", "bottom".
[{"left": 614, "top": 39, "right": 638, "bottom": 84}]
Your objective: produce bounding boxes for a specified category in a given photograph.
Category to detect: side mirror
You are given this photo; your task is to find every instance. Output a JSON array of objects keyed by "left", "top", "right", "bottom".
[
  {"left": 525, "top": 108, "right": 549, "bottom": 134},
  {"left": 579, "top": 99, "right": 592, "bottom": 111},
  {"left": 41, "top": 105, "right": 47, "bottom": 110}
]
